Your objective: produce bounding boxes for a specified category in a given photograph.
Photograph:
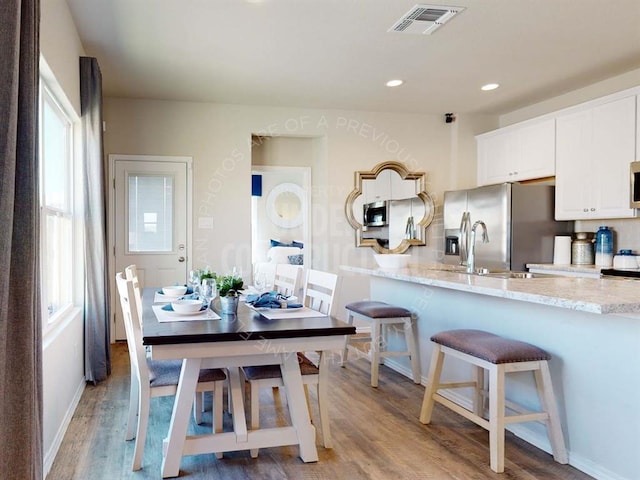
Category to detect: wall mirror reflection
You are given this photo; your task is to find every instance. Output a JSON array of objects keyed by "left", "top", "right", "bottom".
[{"left": 345, "top": 161, "right": 435, "bottom": 254}]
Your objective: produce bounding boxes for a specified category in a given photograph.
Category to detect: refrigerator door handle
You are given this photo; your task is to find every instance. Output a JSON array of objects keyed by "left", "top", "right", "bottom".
[{"left": 459, "top": 211, "right": 470, "bottom": 266}]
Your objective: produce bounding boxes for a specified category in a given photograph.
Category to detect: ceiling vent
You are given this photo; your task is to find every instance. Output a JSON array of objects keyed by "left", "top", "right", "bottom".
[{"left": 389, "top": 4, "right": 465, "bottom": 35}]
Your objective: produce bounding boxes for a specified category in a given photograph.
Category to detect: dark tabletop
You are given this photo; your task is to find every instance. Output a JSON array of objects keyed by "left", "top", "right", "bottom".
[{"left": 142, "top": 288, "right": 356, "bottom": 346}]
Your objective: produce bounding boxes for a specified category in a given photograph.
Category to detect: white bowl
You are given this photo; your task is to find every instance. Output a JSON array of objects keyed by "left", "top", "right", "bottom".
[
  {"left": 373, "top": 254, "right": 411, "bottom": 269},
  {"left": 162, "top": 285, "right": 187, "bottom": 297},
  {"left": 170, "top": 299, "right": 203, "bottom": 314}
]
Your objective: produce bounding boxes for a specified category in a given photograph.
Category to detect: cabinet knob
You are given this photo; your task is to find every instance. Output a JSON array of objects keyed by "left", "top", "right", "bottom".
[
  {"left": 513, "top": 171, "right": 518, "bottom": 175},
  {"left": 590, "top": 207, "right": 596, "bottom": 211},
  {"left": 583, "top": 208, "right": 589, "bottom": 212}
]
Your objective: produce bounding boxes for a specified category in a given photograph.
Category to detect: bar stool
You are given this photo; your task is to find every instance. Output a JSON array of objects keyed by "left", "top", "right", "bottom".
[
  {"left": 419, "top": 329, "right": 568, "bottom": 473},
  {"left": 341, "top": 300, "right": 420, "bottom": 387}
]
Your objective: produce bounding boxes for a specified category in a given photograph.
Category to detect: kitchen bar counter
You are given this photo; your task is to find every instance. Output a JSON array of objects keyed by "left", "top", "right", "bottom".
[
  {"left": 341, "top": 263, "right": 640, "bottom": 314},
  {"left": 339, "top": 261, "right": 640, "bottom": 480}
]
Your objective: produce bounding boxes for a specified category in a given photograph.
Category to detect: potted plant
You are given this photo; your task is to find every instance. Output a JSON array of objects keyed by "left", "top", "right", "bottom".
[{"left": 217, "top": 274, "right": 244, "bottom": 314}]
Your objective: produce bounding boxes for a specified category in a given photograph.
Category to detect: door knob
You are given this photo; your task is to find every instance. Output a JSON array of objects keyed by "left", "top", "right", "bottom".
[{"left": 178, "top": 256, "right": 185, "bottom": 262}]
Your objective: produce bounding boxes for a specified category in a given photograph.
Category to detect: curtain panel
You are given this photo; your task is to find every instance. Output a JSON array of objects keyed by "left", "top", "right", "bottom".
[
  {"left": 80, "top": 57, "right": 111, "bottom": 383},
  {"left": 0, "top": 0, "right": 43, "bottom": 478}
]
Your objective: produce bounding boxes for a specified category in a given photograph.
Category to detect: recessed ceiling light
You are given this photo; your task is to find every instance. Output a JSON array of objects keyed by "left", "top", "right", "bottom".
[
  {"left": 386, "top": 79, "right": 404, "bottom": 87},
  {"left": 481, "top": 83, "right": 500, "bottom": 91}
]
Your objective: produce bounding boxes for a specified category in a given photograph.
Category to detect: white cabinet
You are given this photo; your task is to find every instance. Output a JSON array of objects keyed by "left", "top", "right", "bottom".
[
  {"left": 477, "top": 118, "right": 555, "bottom": 186},
  {"left": 555, "top": 95, "right": 637, "bottom": 220}
]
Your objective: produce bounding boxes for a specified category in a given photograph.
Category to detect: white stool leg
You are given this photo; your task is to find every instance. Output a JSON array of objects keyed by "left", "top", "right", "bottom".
[
  {"left": 488, "top": 364, "right": 506, "bottom": 473},
  {"left": 403, "top": 317, "right": 421, "bottom": 384},
  {"left": 370, "top": 319, "right": 382, "bottom": 387},
  {"left": 535, "top": 361, "right": 568, "bottom": 464},
  {"left": 473, "top": 366, "right": 485, "bottom": 417},
  {"left": 419, "top": 345, "right": 444, "bottom": 424}
]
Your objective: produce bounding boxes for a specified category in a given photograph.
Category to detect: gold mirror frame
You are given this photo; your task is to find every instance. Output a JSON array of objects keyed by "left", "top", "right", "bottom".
[{"left": 345, "top": 161, "right": 435, "bottom": 254}]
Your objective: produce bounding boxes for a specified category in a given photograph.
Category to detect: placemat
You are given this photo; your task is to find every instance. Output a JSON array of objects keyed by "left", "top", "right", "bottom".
[
  {"left": 152, "top": 305, "right": 221, "bottom": 322},
  {"left": 248, "top": 305, "right": 327, "bottom": 320}
]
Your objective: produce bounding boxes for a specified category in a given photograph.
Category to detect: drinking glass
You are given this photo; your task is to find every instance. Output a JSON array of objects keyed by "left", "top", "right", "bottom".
[
  {"left": 254, "top": 271, "right": 266, "bottom": 293},
  {"left": 188, "top": 269, "right": 201, "bottom": 295},
  {"left": 201, "top": 278, "right": 217, "bottom": 313}
]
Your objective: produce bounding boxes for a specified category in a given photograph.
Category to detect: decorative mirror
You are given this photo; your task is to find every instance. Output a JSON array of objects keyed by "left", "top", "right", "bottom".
[
  {"left": 345, "top": 161, "right": 435, "bottom": 254},
  {"left": 266, "top": 182, "right": 305, "bottom": 228}
]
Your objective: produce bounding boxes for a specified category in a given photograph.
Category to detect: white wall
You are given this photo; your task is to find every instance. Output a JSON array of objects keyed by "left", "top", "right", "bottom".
[
  {"left": 103, "top": 101, "right": 496, "bottom": 315},
  {"left": 40, "top": 0, "right": 87, "bottom": 475}
]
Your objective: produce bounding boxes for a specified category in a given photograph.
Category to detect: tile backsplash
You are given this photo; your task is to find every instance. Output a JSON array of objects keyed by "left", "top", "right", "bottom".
[{"left": 576, "top": 218, "right": 640, "bottom": 253}]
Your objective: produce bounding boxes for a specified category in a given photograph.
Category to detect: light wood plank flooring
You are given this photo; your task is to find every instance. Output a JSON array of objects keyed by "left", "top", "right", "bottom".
[{"left": 47, "top": 343, "right": 593, "bottom": 479}]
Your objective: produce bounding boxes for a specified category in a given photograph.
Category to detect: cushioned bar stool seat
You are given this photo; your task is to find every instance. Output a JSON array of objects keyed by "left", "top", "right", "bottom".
[
  {"left": 419, "top": 329, "right": 568, "bottom": 473},
  {"left": 341, "top": 301, "right": 420, "bottom": 387}
]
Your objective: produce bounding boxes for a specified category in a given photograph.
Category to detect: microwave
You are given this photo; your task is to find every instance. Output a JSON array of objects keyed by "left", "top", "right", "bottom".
[
  {"left": 631, "top": 161, "right": 640, "bottom": 208},
  {"left": 363, "top": 201, "right": 388, "bottom": 227}
]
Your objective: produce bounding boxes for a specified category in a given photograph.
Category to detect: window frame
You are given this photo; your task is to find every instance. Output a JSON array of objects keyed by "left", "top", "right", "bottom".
[{"left": 38, "top": 76, "right": 77, "bottom": 328}]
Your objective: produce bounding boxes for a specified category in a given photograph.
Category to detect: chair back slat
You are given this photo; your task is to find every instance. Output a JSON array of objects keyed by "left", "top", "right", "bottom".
[
  {"left": 274, "top": 264, "right": 302, "bottom": 297},
  {"left": 303, "top": 269, "right": 338, "bottom": 315}
]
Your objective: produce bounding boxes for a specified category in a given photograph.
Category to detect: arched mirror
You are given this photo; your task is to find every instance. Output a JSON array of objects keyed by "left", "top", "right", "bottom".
[{"left": 345, "top": 161, "right": 435, "bottom": 254}]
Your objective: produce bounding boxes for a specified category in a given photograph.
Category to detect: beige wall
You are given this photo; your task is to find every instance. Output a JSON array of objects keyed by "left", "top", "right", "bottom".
[{"left": 104, "top": 100, "right": 495, "bottom": 278}]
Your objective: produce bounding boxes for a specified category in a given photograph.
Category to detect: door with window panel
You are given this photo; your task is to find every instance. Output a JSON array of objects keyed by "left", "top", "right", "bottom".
[{"left": 114, "top": 158, "right": 189, "bottom": 340}]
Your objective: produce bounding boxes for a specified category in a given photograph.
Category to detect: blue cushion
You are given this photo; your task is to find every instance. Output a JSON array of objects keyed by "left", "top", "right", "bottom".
[
  {"left": 288, "top": 254, "right": 303, "bottom": 265},
  {"left": 270, "top": 239, "right": 304, "bottom": 249}
]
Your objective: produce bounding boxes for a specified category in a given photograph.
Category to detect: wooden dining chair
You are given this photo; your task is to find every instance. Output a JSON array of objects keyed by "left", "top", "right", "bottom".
[
  {"left": 115, "top": 272, "right": 227, "bottom": 471},
  {"left": 242, "top": 269, "right": 339, "bottom": 456}
]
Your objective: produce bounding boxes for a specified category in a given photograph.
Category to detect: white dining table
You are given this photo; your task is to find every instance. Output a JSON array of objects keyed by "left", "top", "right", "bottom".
[{"left": 142, "top": 288, "right": 355, "bottom": 478}]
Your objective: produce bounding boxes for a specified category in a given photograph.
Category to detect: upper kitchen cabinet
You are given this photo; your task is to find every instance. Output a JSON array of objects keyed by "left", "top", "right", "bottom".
[
  {"left": 476, "top": 118, "right": 555, "bottom": 186},
  {"left": 555, "top": 95, "right": 637, "bottom": 220}
]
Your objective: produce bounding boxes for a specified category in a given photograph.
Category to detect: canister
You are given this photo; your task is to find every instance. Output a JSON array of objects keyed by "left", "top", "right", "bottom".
[{"left": 571, "top": 232, "right": 594, "bottom": 265}]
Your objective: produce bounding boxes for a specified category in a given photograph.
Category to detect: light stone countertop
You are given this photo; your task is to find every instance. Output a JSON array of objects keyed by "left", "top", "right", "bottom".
[{"left": 340, "top": 263, "right": 640, "bottom": 315}]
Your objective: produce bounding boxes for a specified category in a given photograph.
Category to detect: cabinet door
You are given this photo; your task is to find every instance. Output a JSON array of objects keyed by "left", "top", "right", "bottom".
[
  {"left": 555, "top": 109, "right": 593, "bottom": 220},
  {"left": 556, "top": 95, "right": 637, "bottom": 220},
  {"left": 477, "top": 118, "right": 555, "bottom": 186},
  {"left": 477, "top": 131, "right": 516, "bottom": 186},
  {"left": 515, "top": 118, "right": 555, "bottom": 181},
  {"left": 591, "top": 96, "right": 636, "bottom": 218}
]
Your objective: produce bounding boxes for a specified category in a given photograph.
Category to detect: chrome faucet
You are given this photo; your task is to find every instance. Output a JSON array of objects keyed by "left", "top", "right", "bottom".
[{"left": 466, "top": 220, "right": 489, "bottom": 274}]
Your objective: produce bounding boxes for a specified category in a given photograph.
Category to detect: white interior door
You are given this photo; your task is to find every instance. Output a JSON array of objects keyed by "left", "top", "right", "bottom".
[{"left": 111, "top": 155, "right": 191, "bottom": 340}]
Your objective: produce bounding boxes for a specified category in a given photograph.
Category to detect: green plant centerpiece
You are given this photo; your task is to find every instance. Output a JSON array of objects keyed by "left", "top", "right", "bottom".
[
  {"left": 216, "top": 274, "right": 244, "bottom": 315},
  {"left": 217, "top": 274, "right": 244, "bottom": 297}
]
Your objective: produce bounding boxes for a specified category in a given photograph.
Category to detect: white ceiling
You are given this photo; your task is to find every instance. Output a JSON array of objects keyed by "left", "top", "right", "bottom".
[{"left": 65, "top": 0, "right": 640, "bottom": 116}]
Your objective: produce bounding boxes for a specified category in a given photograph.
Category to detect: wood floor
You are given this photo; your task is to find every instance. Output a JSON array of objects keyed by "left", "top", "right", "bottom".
[{"left": 47, "top": 342, "right": 593, "bottom": 480}]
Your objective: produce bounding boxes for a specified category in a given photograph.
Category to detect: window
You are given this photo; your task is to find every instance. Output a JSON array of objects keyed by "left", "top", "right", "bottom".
[{"left": 39, "top": 81, "right": 74, "bottom": 321}]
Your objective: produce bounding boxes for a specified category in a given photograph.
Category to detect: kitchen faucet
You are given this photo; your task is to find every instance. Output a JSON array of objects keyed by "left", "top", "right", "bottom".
[{"left": 466, "top": 220, "right": 489, "bottom": 274}]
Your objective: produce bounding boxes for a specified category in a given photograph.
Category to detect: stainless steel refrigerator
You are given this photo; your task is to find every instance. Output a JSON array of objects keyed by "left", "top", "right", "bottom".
[{"left": 443, "top": 183, "right": 573, "bottom": 271}]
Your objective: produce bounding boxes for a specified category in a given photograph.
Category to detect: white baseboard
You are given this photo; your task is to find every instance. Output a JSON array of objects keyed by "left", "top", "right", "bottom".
[{"left": 43, "top": 378, "right": 86, "bottom": 478}]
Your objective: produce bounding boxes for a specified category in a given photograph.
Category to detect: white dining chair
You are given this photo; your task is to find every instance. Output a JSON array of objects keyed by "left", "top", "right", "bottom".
[
  {"left": 115, "top": 272, "right": 227, "bottom": 471},
  {"left": 242, "top": 269, "right": 339, "bottom": 456},
  {"left": 273, "top": 263, "right": 302, "bottom": 297}
]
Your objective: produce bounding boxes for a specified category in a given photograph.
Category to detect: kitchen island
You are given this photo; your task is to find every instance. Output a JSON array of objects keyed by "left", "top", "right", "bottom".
[{"left": 340, "top": 263, "right": 640, "bottom": 480}]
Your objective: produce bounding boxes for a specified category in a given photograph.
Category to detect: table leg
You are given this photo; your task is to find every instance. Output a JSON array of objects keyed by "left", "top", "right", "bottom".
[
  {"left": 227, "top": 366, "right": 248, "bottom": 442},
  {"left": 162, "top": 358, "right": 201, "bottom": 479},
  {"left": 279, "top": 352, "right": 318, "bottom": 462}
]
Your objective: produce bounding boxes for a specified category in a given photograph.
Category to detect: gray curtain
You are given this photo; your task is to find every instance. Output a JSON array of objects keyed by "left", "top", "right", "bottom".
[
  {"left": 0, "top": 0, "right": 43, "bottom": 478},
  {"left": 80, "top": 57, "right": 111, "bottom": 383}
]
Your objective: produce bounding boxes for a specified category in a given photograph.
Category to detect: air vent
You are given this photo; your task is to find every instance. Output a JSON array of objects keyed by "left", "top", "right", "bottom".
[{"left": 389, "top": 4, "right": 465, "bottom": 35}]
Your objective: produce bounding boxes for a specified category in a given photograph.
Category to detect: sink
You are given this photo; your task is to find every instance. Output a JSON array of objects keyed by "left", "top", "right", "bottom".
[{"left": 473, "top": 270, "right": 557, "bottom": 279}]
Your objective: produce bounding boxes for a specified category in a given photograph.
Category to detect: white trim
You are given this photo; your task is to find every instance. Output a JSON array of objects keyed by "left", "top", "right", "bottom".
[
  {"left": 108, "top": 154, "right": 193, "bottom": 343},
  {"left": 43, "top": 377, "right": 85, "bottom": 477}
]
